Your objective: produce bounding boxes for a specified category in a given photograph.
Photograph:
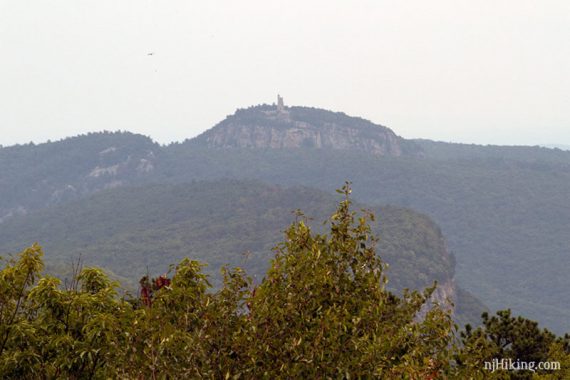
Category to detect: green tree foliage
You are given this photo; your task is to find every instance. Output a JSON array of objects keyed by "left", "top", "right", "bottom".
[
  {"left": 3, "top": 111, "right": 570, "bottom": 333},
  {"left": 0, "top": 244, "right": 44, "bottom": 364},
  {"left": 0, "top": 185, "right": 567, "bottom": 378},
  {"left": 0, "top": 245, "right": 126, "bottom": 378},
  {"left": 455, "top": 310, "right": 570, "bottom": 379},
  {"left": 232, "top": 185, "right": 453, "bottom": 378},
  {"left": 161, "top": 139, "right": 570, "bottom": 333},
  {"left": 0, "top": 184, "right": 455, "bottom": 378}
]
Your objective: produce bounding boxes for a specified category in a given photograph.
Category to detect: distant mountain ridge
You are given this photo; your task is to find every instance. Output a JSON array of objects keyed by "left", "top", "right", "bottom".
[
  {"left": 2, "top": 104, "right": 570, "bottom": 333},
  {"left": 542, "top": 144, "right": 570, "bottom": 151},
  {"left": 415, "top": 139, "right": 570, "bottom": 164},
  {"left": 0, "top": 132, "right": 158, "bottom": 223},
  {"left": 191, "top": 104, "right": 422, "bottom": 157}
]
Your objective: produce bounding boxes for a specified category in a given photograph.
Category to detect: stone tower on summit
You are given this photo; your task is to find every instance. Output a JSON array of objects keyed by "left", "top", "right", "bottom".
[{"left": 277, "top": 94, "right": 285, "bottom": 112}]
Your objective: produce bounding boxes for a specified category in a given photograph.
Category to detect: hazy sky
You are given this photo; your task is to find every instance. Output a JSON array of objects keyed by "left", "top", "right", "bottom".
[{"left": 1, "top": 1, "right": 568, "bottom": 147}]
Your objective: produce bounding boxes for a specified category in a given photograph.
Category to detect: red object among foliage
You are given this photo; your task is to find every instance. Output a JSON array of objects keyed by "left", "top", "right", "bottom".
[
  {"left": 153, "top": 275, "right": 171, "bottom": 289},
  {"left": 139, "top": 274, "right": 171, "bottom": 307}
]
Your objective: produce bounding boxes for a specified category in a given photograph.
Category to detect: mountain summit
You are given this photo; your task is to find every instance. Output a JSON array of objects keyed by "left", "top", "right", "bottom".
[{"left": 192, "top": 99, "right": 421, "bottom": 156}]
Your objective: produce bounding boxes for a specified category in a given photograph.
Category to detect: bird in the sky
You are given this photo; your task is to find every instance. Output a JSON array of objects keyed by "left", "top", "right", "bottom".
[{"left": 147, "top": 52, "right": 154, "bottom": 56}]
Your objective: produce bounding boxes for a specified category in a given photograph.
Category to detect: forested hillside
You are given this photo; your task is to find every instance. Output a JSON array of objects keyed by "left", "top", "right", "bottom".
[
  {"left": 414, "top": 139, "right": 570, "bottom": 164},
  {"left": 157, "top": 144, "right": 570, "bottom": 332},
  {"left": 0, "top": 132, "right": 157, "bottom": 223},
  {"left": 1, "top": 105, "right": 570, "bottom": 332},
  {"left": 0, "top": 180, "right": 485, "bottom": 325},
  {"left": 1, "top": 193, "right": 568, "bottom": 378}
]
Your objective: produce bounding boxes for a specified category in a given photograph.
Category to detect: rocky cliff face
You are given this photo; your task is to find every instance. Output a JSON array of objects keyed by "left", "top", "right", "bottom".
[{"left": 192, "top": 105, "right": 421, "bottom": 157}]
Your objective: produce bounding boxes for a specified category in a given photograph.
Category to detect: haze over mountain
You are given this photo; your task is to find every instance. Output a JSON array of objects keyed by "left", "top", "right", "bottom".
[
  {"left": 2, "top": 2, "right": 568, "bottom": 148},
  {"left": 0, "top": 179, "right": 486, "bottom": 326},
  {"left": 1, "top": 103, "right": 569, "bottom": 332}
]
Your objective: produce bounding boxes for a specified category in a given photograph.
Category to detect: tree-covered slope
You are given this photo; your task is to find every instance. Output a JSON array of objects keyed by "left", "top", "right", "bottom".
[
  {"left": 0, "top": 179, "right": 484, "bottom": 325},
  {"left": 7, "top": 203, "right": 557, "bottom": 379},
  {"left": 0, "top": 131, "right": 158, "bottom": 222},
  {"left": 414, "top": 139, "right": 570, "bottom": 164},
  {"left": 154, "top": 145, "right": 570, "bottom": 333},
  {"left": 2, "top": 105, "right": 570, "bottom": 332}
]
